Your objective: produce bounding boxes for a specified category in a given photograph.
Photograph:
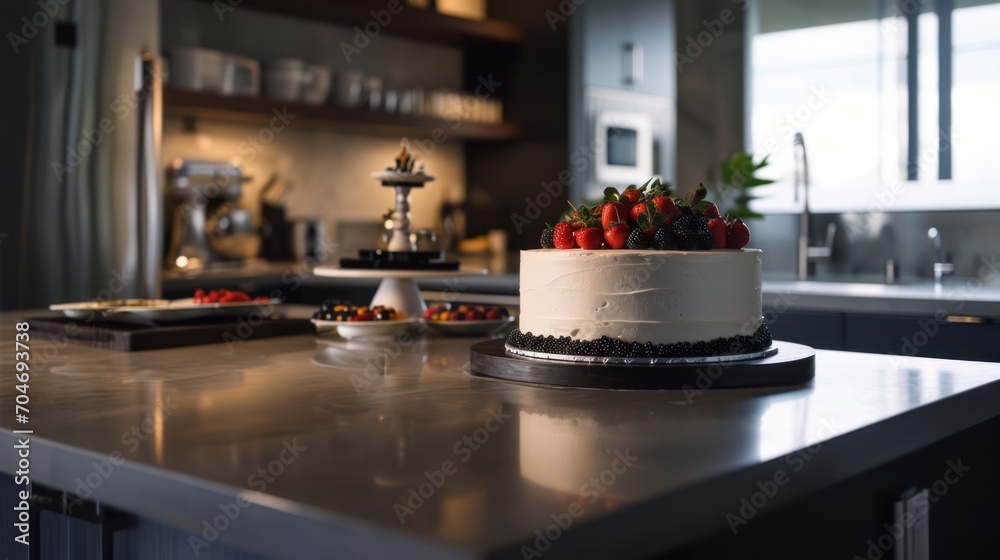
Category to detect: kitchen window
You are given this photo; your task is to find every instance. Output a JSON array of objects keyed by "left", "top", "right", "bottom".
[{"left": 748, "top": 0, "right": 1000, "bottom": 211}]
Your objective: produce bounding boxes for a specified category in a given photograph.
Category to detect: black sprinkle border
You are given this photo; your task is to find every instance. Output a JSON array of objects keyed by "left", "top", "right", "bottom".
[{"left": 506, "top": 323, "right": 772, "bottom": 359}]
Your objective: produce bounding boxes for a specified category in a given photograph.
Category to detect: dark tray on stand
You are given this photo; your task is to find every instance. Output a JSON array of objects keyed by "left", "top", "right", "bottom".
[{"left": 470, "top": 339, "right": 815, "bottom": 390}]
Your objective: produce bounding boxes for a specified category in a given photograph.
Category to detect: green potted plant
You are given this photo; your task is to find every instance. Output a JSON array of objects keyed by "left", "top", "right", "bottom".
[{"left": 710, "top": 152, "right": 775, "bottom": 220}]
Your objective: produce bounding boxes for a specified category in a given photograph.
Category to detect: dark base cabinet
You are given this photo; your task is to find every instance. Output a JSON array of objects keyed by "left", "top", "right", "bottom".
[
  {"left": 844, "top": 314, "right": 1000, "bottom": 362},
  {"left": 5, "top": 418, "right": 997, "bottom": 559},
  {"left": 764, "top": 310, "right": 846, "bottom": 351},
  {"left": 0, "top": 478, "right": 268, "bottom": 560},
  {"left": 666, "top": 416, "right": 1000, "bottom": 559},
  {"left": 765, "top": 308, "right": 1000, "bottom": 362}
]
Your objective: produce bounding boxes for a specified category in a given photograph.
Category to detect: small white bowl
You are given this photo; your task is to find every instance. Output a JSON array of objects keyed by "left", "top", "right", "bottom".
[{"left": 311, "top": 318, "right": 419, "bottom": 340}]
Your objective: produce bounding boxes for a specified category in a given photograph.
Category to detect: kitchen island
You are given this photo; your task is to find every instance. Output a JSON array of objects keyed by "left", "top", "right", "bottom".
[{"left": 1, "top": 310, "right": 999, "bottom": 559}]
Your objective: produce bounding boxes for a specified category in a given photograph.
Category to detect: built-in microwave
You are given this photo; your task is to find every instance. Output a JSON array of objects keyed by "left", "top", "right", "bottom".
[
  {"left": 593, "top": 111, "right": 654, "bottom": 185},
  {"left": 575, "top": 86, "right": 674, "bottom": 200}
]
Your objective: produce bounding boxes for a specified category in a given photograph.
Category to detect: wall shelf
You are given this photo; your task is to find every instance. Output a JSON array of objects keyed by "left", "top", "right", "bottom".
[
  {"left": 162, "top": 88, "right": 523, "bottom": 141},
  {"left": 194, "top": 0, "right": 523, "bottom": 46}
]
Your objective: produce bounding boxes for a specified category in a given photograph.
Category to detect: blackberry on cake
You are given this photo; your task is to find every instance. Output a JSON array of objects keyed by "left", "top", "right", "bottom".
[
  {"left": 653, "top": 227, "right": 676, "bottom": 250},
  {"left": 540, "top": 226, "right": 555, "bottom": 249},
  {"left": 671, "top": 214, "right": 714, "bottom": 250},
  {"left": 626, "top": 228, "right": 649, "bottom": 249}
]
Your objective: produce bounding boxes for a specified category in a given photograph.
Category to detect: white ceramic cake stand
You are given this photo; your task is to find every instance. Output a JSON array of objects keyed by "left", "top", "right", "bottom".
[{"left": 312, "top": 266, "right": 488, "bottom": 318}]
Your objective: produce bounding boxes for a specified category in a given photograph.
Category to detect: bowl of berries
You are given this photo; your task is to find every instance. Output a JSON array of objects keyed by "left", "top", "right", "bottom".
[
  {"left": 311, "top": 300, "right": 416, "bottom": 340},
  {"left": 423, "top": 303, "right": 514, "bottom": 337}
]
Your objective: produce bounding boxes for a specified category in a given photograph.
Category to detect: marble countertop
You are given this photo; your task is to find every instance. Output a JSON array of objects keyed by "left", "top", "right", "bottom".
[{"left": 2, "top": 310, "right": 999, "bottom": 558}]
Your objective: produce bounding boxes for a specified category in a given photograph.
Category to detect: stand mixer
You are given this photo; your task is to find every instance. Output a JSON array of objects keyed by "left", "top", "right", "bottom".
[{"left": 165, "top": 159, "right": 249, "bottom": 270}]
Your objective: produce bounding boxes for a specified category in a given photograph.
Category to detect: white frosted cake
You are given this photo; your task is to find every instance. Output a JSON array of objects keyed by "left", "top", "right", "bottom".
[{"left": 508, "top": 248, "right": 771, "bottom": 358}]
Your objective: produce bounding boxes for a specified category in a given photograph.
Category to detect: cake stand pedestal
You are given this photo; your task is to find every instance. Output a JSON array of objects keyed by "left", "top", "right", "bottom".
[
  {"left": 312, "top": 266, "right": 488, "bottom": 318},
  {"left": 470, "top": 340, "right": 815, "bottom": 390}
]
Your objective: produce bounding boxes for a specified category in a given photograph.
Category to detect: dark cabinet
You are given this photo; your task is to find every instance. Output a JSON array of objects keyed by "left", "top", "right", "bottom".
[
  {"left": 763, "top": 307, "right": 999, "bottom": 362},
  {"left": 580, "top": 0, "right": 676, "bottom": 96},
  {"left": 845, "top": 314, "right": 1000, "bottom": 362},
  {"left": 667, "top": 416, "right": 1000, "bottom": 559},
  {"left": 763, "top": 309, "right": 845, "bottom": 351}
]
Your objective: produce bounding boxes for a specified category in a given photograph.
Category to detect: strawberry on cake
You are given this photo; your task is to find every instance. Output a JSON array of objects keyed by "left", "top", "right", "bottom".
[{"left": 507, "top": 179, "right": 772, "bottom": 359}]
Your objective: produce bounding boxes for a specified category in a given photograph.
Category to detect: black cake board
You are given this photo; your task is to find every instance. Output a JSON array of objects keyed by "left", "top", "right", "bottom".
[
  {"left": 27, "top": 316, "right": 314, "bottom": 352},
  {"left": 470, "top": 339, "right": 815, "bottom": 390}
]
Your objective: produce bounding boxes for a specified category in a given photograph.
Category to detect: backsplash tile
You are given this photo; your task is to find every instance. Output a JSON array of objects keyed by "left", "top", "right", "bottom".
[{"left": 753, "top": 211, "right": 1000, "bottom": 284}]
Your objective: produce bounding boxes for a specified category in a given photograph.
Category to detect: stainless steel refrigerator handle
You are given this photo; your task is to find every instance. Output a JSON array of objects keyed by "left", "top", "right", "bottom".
[
  {"left": 137, "top": 52, "right": 163, "bottom": 298},
  {"left": 623, "top": 42, "right": 643, "bottom": 86}
]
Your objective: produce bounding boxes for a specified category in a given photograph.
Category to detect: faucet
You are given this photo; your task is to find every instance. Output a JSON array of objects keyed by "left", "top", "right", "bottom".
[
  {"left": 794, "top": 132, "right": 836, "bottom": 280},
  {"left": 927, "top": 227, "right": 954, "bottom": 287}
]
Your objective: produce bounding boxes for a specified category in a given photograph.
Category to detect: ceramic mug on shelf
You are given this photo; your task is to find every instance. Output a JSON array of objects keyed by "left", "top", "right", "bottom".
[
  {"left": 301, "top": 65, "right": 332, "bottom": 105},
  {"left": 265, "top": 58, "right": 310, "bottom": 101},
  {"left": 337, "top": 70, "right": 365, "bottom": 108},
  {"left": 221, "top": 55, "right": 260, "bottom": 96},
  {"left": 171, "top": 47, "right": 226, "bottom": 92},
  {"left": 364, "top": 76, "right": 383, "bottom": 111}
]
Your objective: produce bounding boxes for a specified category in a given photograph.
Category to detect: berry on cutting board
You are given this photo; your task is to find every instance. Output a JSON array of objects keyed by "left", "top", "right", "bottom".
[{"left": 193, "top": 288, "right": 269, "bottom": 304}]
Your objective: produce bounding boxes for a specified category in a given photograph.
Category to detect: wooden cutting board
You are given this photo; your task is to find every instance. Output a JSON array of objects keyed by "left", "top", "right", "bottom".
[{"left": 26, "top": 316, "right": 314, "bottom": 352}]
